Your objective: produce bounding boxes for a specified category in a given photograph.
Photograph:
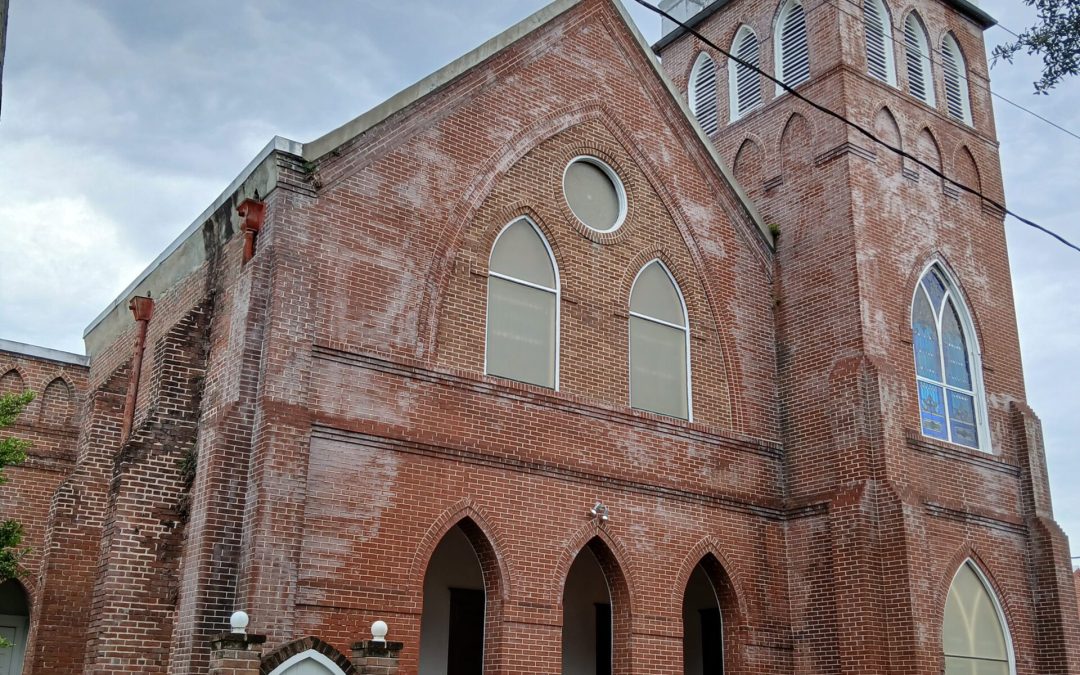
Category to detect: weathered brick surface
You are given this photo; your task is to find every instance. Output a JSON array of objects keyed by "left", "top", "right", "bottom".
[{"left": 6, "top": 0, "right": 1078, "bottom": 673}]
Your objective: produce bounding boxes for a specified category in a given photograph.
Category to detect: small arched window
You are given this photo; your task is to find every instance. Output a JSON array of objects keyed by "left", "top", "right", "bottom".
[
  {"left": 911, "top": 265, "right": 986, "bottom": 450},
  {"left": 729, "top": 27, "right": 763, "bottom": 121},
  {"left": 689, "top": 53, "right": 719, "bottom": 134},
  {"left": 629, "top": 261, "right": 690, "bottom": 420},
  {"left": 941, "top": 34, "right": 973, "bottom": 125},
  {"left": 486, "top": 218, "right": 559, "bottom": 389},
  {"left": 863, "top": 0, "right": 896, "bottom": 85},
  {"left": 943, "top": 562, "right": 1013, "bottom": 675},
  {"left": 775, "top": 0, "right": 811, "bottom": 91},
  {"left": 904, "top": 13, "right": 935, "bottom": 106}
]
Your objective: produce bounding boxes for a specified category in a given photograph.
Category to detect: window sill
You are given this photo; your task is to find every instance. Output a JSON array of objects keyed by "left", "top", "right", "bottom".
[{"left": 905, "top": 428, "right": 1018, "bottom": 477}]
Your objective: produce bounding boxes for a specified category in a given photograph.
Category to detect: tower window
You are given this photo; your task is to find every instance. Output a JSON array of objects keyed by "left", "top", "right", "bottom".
[
  {"left": 943, "top": 562, "right": 1013, "bottom": 675},
  {"left": 903, "top": 13, "right": 935, "bottom": 106},
  {"left": 729, "top": 27, "right": 763, "bottom": 121},
  {"left": 863, "top": 0, "right": 896, "bottom": 85},
  {"left": 941, "top": 34, "right": 973, "bottom": 126},
  {"left": 775, "top": 0, "right": 810, "bottom": 91},
  {"left": 911, "top": 265, "right": 987, "bottom": 450},
  {"left": 486, "top": 218, "right": 559, "bottom": 389},
  {"left": 629, "top": 260, "right": 690, "bottom": 420},
  {"left": 689, "top": 52, "right": 719, "bottom": 134}
]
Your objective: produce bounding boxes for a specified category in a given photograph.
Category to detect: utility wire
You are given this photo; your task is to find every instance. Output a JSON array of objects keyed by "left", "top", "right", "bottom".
[
  {"left": 633, "top": 0, "right": 1080, "bottom": 254},
  {"left": 821, "top": 0, "right": 1080, "bottom": 143}
]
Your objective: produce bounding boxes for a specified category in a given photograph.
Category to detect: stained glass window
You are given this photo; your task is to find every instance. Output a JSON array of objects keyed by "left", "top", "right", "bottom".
[
  {"left": 911, "top": 266, "right": 985, "bottom": 449},
  {"left": 630, "top": 261, "right": 690, "bottom": 420},
  {"left": 486, "top": 218, "right": 558, "bottom": 389},
  {"left": 943, "top": 563, "right": 1011, "bottom": 675}
]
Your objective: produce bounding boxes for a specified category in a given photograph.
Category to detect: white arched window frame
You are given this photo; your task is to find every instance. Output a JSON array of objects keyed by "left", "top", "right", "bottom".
[
  {"left": 863, "top": 0, "right": 897, "bottom": 86},
  {"left": 775, "top": 0, "right": 811, "bottom": 93},
  {"left": 485, "top": 217, "right": 560, "bottom": 390},
  {"left": 943, "top": 562, "right": 1016, "bottom": 675},
  {"left": 904, "top": 12, "right": 935, "bottom": 106},
  {"left": 267, "top": 650, "right": 350, "bottom": 675},
  {"left": 629, "top": 260, "right": 692, "bottom": 421},
  {"left": 689, "top": 52, "right": 719, "bottom": 134},
  {"left": 728, "top": 26, "right": 763, "bottom": 122},
  {"left": 911, "top": 264, "right": 989, "bottom": 451},
  {"left": 941, "top": 34, "right": 973, "bottom": 126}
]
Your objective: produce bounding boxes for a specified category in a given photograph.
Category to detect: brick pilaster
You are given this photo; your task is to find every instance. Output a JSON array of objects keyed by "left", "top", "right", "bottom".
[{"left": 209, "top": 633, "right": 266, "bottom": 675}]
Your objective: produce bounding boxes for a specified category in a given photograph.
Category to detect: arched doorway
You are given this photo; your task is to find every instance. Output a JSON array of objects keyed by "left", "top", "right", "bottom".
[
  {"left": 419, "top": 519, "right": 502, "bottom": 675},
  {"left": 682, "top": 554, "right": 742, "bottom": 675},
  {"left": 266, "top": 649, "right": 349, "bottom": 675},
  {"left": 0, "top": 580, "right": 29, "bottom": 675},
  {"left": 682, "top": 563, "right": 723, "bottom": 675},
  {"left": 562, "top": 537, "right": 630, "bottom": 675}
]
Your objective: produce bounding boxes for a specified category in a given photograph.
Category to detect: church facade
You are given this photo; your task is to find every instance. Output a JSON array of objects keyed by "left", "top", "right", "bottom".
[{"left": 2, "top": 0, "right": 1079, "bottom": 673}]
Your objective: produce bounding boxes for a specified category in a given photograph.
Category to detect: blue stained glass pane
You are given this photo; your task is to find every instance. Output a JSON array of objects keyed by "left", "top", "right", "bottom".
[
  {"left": 912, "top": 291, "right": 942, "bottom": 380},
  {"left": 941, "top": 300, "right": 972, "bottom": 389},
  {"left": 947, "top": 390, "right": 979, "bottom": 448},
  {"left": 919, "top": 382, "right": 948, "bottom": 440},
  {"left": 922, "top": 269, "right": 947, "bottom": 312}
]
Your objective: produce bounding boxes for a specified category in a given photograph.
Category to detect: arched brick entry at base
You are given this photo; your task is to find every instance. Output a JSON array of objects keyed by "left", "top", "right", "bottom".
[
  {"left": 681, "top": 554, "right": 746, "bottom": 675},
  {"left": 561, "top": 536, "right": 632, "bottom": 675}
]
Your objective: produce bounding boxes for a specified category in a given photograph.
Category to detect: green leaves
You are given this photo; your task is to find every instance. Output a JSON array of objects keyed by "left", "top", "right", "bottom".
[
  {"left": 992, "top": 0, "right": 1080, "bottom": 94},
  {"left": 0, "top": 390, "right": 34, "bottom": 580}
]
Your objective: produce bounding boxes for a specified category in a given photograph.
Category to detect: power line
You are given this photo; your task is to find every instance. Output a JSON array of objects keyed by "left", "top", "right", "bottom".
[
  {"left": 821, "top": 0, "right": 1080, "bottom": 143},
  {"left": 633, "top": 0, "right": 1080, "bottom": 254}
]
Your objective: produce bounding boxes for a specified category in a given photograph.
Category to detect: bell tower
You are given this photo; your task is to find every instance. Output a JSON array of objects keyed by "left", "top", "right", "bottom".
[{"left": 656, "top": 0, "right": 1080, "bottom": 673}]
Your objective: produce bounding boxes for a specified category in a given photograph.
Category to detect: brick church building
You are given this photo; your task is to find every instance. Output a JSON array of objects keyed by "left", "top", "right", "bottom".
[{"left": 2, "top": 0, "right": 1079, "bottom": 673}]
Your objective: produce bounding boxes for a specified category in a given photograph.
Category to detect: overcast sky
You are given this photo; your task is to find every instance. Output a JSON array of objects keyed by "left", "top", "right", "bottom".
[{"left": 0, "top": 0, "right": 1076, "bottom": 549}]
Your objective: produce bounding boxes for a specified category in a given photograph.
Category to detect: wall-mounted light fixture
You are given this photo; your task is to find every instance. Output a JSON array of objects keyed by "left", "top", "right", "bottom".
[{"left": 589, "top": 501, "right": 610, "bottom": 522}]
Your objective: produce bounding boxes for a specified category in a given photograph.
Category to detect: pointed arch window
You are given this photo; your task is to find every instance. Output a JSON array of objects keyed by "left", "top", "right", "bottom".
[
  {"left": 942, "top": 34, "right": 973, "bottom": 125},
  {"left": 775, "top": 0, "right": 810, "bottom": 91},
  {"left": 904, "top": 13, "right": 935, "bottom": 106},
  {"left": 689, "top": 53, "right": 719, "bottom": 134},
  {"left": 863, "top": 0, "right": 896, "bottom": 85},
  {"left": 944, "top": 562, "right": 1013, "bottom": 675},
  {"left": 630, "top": 260, "right": 690, "bottom": 420},
  {"left": 486, "top": 218, "right": 559, "bottom": 389},
  {"left": 911, "top": 265, "right": 987, "bottom": 450},
  {"left": 729, "top": 27, "right": 763, "bottom": 121}
]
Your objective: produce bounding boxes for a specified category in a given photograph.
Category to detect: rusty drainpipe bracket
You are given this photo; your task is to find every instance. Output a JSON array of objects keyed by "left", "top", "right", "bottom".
[{"left": 238, "top": 199, "right": 266, "bottom": 263}]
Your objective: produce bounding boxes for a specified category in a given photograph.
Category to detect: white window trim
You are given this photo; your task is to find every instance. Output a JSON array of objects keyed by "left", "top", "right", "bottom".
[
  {"left": 628, "top": 259, "right": 693, "bottom": 422},
  {"left": 688, "top": 52, "right": 720, "bottom": 134},
  {"left": 941, "top": 34, "right": 973, "bottom": 126},
  {"left": 911, "top": 263, "right": 990, "bottom": 452},
  {"left": 728, "top": 26, "right": 762, "bottom": 123},
  {"left": 562, "top": 156, "right": 628, "bottom": 234},
  {"left": 864, "top": 0, "right": 898, "bottom": 86},
  {"left": 904, "top": 13, "right": 935, "bottom": 107},
  {"left": 483, "top": 216, "right": 561, "bottom": 391},
  {"left": 267, "top": 649, "right": 349, "bottom": 675},
  {"left": 945, "top": 561, "right": 1018, "bottom": 675},
  {"left": 774, "top": 0, "right": 810, "bottom": 95}
]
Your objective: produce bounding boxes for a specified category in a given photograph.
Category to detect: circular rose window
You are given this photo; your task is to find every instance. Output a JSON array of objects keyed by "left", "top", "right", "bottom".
[{"left": 562, "top": 157, "right": 627, "bottom": 233}]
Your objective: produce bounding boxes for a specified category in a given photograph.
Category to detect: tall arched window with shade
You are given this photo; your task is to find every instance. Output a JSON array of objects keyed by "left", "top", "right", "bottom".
[
  {"left": 729, "top": 26, "right": 763, "bottom": 121},
  {"left": 775, "top": 0, "right": 810, "bottom": 91},
  {"left": 942, "top": 34, "right": 973, "bottom": 125},
  {"left": 629, "top": 260, "right": 690, "bottom": 420},
  {"left": 486, "top": 218, "right": 559, "bottom": 389},
  {"left": 904, "top": 12, "right": 935, "bottom": 106},
  {"left": 689, "top": 53, "right": 719, "bottom": 134},
  {"left": 863, "top": 0, "right": 896, "bottom": 85},
  {"left": 911, "top": 265, "right": 987, "bottom": 450},
  {"left": 943, "top": 562, "right": 1013, "bottom": 675}
]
